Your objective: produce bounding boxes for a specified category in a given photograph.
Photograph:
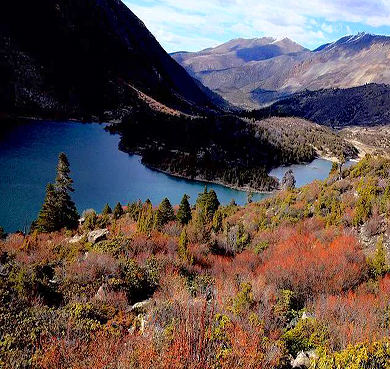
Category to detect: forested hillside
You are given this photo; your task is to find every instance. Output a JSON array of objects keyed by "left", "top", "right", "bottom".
[
  {"left": 247, "top": 84, "right": 390, "bottom": 128},
  {"left": 112, "top": 111, "right": 357, "bottom": 191},
  {"left": 2, "top": 154, "right": 390, "bottom": 368}
]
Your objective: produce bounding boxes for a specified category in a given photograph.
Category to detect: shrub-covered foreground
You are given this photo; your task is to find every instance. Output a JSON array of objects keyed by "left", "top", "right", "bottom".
[{"left": 2, "top": 156, "right": 390, "bottom": 368}]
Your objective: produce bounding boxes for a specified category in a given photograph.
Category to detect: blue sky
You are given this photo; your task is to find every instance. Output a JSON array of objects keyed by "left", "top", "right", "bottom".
[{"left": 124, "top": 0, "right": 390, "bottom": 52}]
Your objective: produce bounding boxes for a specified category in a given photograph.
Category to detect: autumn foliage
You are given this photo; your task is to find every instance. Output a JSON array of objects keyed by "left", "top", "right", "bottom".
[{"left": 3, "top": 155, "right": 390, "bottom": 368}]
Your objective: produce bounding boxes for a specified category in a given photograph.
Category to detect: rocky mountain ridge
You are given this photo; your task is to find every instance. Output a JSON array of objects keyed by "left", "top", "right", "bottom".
[{"left": 172, "top": 32, "right": 390, "bottom": 109}]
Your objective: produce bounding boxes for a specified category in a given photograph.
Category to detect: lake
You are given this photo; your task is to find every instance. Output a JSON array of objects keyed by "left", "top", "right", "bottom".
[
  {"left": 269, "top": 158, "right": 355, "bottom": 188},
  {"left": 0, "top": 121, "right": 343, "bottom": 233}
]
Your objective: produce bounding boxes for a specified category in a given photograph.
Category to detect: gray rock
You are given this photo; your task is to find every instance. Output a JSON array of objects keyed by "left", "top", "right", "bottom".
[
  {"left": 88, "top": 229, "right": 109, "bottom": 244},
  {"left": 68, "top": 234, "right": 84, "bottom": 244},
  {"left": 131, "top": 299, "right": 151, "bottom": 312},
  {"left": 291, "top": 350, "right": 318, "bottom": 368},
  {"left": 95, "top": 283, "right": 108, "bottom": 301},
  {"left": 301, "top": 311, "right": 315, "bottom": 320}
]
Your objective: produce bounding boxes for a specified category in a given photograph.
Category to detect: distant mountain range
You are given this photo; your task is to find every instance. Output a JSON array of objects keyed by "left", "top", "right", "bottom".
[
  {"left": 172, "top": 33, "right": 390, "bottom": 109},
  {"left": 0, "top": 0, "right": 216, "bottom": 120}
]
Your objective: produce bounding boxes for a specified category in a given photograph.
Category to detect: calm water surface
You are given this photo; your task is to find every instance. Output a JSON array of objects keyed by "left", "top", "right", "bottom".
[
  {"left": 0, "top": 121, "right": 268, "bottom": 232},
  {"left": 269, "top": 158, "right": 354, "bottom": 188},
  {"left": 0, "top": 121, "right": 350, "bottom": 232}
]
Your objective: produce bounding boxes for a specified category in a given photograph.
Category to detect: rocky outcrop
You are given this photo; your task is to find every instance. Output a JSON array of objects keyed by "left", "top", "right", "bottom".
[
  {"left": 130, "top": 299, "right": 152, "bottom": 313},
  {"left": 68, "top": 234, "right": 84, "bottom": 244},
  {"left": 291, "top": 350, "right": 318, "bottom": 368},
  {"left": 87, "top": 229, "right": 109, "bottom": 244}
]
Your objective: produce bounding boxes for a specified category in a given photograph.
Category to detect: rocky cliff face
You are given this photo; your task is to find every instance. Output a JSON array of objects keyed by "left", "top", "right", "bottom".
[{"left": 0, "top": 0, "right": 215, "bottom": 120}]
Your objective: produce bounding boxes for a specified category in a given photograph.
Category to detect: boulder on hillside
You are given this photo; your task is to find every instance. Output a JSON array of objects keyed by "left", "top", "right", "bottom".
[
  {"left": 68, "top": 234, "right": 84, "bottom": 244},
  {"left": 130, "top": 299, "right": 152, "bottom": 313},
  {"left": 88, "top": 229, "right": 109, "bottom": 244},
  {"left": 291, "top": 350, "right": 318, "bottom": 368}
]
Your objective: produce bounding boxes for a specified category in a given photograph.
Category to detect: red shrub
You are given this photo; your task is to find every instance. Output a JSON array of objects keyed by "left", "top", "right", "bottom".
[{"left": 260, "top": 231, "right": 367, "bottom": 301}]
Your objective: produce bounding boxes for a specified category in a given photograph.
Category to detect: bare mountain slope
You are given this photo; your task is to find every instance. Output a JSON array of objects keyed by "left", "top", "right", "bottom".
[{"left": 172, "top": 33, "right": 390, "bottom": 109}]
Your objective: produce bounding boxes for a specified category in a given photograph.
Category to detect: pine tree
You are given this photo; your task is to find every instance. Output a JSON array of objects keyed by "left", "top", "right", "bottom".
[
  {"left": 156, "top": 198, "right": 175, "bottom": 228},
  {"left": 369, "top": 236, "right": 389, "bottom": 279},
  {"left": 113, "top": 202, "right": 124, "bottom": 219},
  {"left": 137, "top": 201, "right": 155, "bottom": 235},
  {"left": 36, "top": 183, "right": 60, "bottom": 232},
  {"left": 102, "top": 203, "right": 112, "bottom": 215},
  {"left": 177, "top": 194, "right": 192, "bottom": 225},
  {"left": 196, "top": 187, "right": 220, "bottom": 221},
  {"left": 178, "top": 227, "right": 192, "bottom": 264},
  {"left": 212, "top": 209, "right": 223, "bottom": 232},
  {"left": 54, "top": 153, "right": 79, "bottom": 230},
  {"left": 246, "top": 191, "right": 253, "bottom": 204},
  {"left": 35, "top": 153, "right": 79, "bottom": 232}
]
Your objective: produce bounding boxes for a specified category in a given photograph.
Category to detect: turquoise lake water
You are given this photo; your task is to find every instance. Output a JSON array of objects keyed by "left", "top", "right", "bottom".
[{"left": 0, "top": 121, "right": 345, "bottom": 232}]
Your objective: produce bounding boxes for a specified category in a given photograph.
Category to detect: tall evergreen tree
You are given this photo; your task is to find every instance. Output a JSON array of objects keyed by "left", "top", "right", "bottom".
[
  {"left": 36, "top": 183, "right": 60, "bottom": 232},
  {"left": 177, "top": 194, "right": 192, "bottom": 225},
  {"left": 137, "top": 201, "right": 155, "bottom": 235},
  {"left": 196, "top": 187, "right": 220, "bottom": 221},
  {"left": 54, "top": 153, "right": 79, "bottom": 229},
  {"left": 0, "top": 226, "right": 6, "bottom": 240},
  {"left": 102, "top": 203, "right": 112, "bottom": 215},
  {"left": 156, "top": 198, "right": 175, "bottom": 228},
  {"left": 113, "top": 202, "right": 124, "bottom": 219},
  {"left": 178, "top": 227, "right": 192, "bottom": 264},
  {"left": 35, "top": 153, "right": 79, "bottom": 232}
]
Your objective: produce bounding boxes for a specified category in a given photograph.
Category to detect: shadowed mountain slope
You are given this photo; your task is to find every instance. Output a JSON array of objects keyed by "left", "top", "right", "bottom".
[{"left": 0, "top": 0, "right": 216, "bottom": 120}]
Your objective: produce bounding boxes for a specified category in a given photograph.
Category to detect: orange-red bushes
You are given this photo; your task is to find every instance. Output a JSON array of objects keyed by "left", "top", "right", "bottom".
[
  {"left": 1, "top": 232, "right": 63, "bottom": 264},
  {"left": 311, "top": 289, "right": 388, "bottom": 350},
  {"left": 300, "top": 180, "right": 322, "bottom": 203},
  {"left": 261, "top": 232, "right": 367, "bottom": 301},
  {"left": 162, "top": 220, "right": 182, "bottom": 237},
  {"left": 226, "top": 206, "right": 259, "bottom": 233},
  {"left": 130, "top": 232, "right": 175, "bottom": 258},
  {"left": 154, "top": 268, "right": 191, "bottom": 303},
  {"left": 159, "top": 299, "right": 216, "bottom": 369},
  {"left": 209, "top": 251, "right": 259, "bottom": 283},
  {"left": 35, "top": 330, "right": 134, "bottom": 369},
  {"left": 35, "top": 300, "right": 282, "bottom": 369},
  {"left": 116, "top": 216, "right": 137, "bottom": 236},
  {"left": 188, "top": 242, "right": 210, "bottom": 268},
  {"left": 219, "top": 321, "right": 285, "bottom": 369}
]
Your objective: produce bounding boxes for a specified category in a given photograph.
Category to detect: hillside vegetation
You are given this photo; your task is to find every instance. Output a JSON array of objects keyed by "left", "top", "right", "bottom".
[
  {"left": 250, "top": 117, "right": 358, "bottom": 161},
  {"left": 2, "top": 155, "right": 390, "bottom": 368}
]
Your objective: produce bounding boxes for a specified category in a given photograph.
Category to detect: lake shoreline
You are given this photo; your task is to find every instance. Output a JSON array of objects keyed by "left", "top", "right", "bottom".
[{"left": 143, "top": 164, "right": 277, "bottom": 194}]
